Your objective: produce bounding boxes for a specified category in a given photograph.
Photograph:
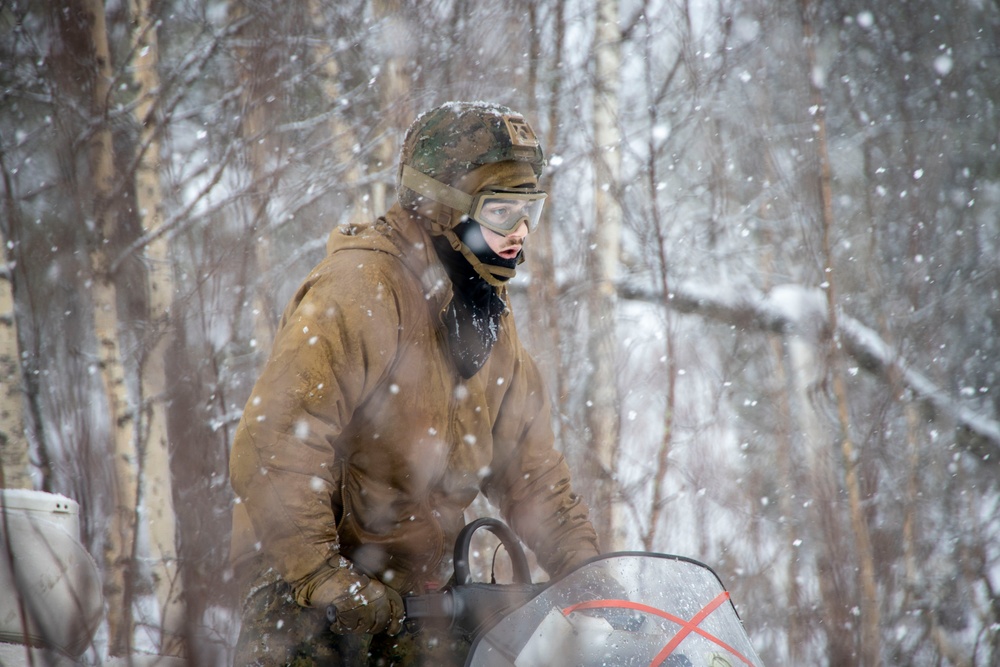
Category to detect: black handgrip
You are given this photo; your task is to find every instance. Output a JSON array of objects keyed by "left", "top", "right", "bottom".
[
  {"left": 404, "top": 583, "right": 544, "bottom": 638},
  {"left": 403, "top": 589, "right": 456, "bottom": 622},
  {"left": 453, "top": 517, "right": 532, "bottom": 585}
]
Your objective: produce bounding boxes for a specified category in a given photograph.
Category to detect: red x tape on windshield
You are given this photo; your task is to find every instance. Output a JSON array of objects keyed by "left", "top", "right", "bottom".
[{"left": 562, "top": 591, "right": 757, "bottom": 667}]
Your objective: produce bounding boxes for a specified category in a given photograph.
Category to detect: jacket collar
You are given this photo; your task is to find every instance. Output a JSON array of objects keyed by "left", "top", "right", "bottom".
[{"left": 382, "top": 204, "right": 453, "bottom": 317}]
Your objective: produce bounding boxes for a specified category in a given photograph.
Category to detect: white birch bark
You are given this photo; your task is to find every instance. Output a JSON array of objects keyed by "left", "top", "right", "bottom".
[
  {"left": 586, "top": 0, "right": 624, "bottom": 549},
  {"left": 0, "top": 257, "right": 29, "bottom": 489},
  {"left": 79, "top": 0, "right": 139, "bottom": 654},
  {"left": 128, "top": 0, "right": 186, "bottom": 654}
]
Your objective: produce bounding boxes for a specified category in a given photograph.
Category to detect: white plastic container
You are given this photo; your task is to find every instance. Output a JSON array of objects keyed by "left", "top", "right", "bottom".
[{"left": 0, "top": 489, "right": 104, "bottom": 659}]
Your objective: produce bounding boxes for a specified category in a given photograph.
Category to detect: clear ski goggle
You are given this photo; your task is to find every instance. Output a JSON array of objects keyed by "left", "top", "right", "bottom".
[
  {"left": 401, "top": 165, "right": 546, "bottom": 236},
  {"left": 467, "top": 188, "right": 547, "bottom": 235}
]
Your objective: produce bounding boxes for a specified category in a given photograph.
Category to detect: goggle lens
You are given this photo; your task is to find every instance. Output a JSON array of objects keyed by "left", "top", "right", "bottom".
[{"left": 469, "top": 190, "right": 546, "bottom": 235}]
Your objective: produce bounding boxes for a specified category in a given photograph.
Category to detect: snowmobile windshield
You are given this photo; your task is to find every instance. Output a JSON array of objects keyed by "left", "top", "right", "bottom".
[{"left": 464, "top": 552, "right": 765, "bottom": 667}]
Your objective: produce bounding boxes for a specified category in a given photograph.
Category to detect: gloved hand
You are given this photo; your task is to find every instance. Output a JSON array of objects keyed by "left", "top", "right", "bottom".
[
  {"left": 293, "top": 561, "right": 405, "bottom": 636},
  {"left": 325, "top": 576, "right": 404, "bottom": 636}
]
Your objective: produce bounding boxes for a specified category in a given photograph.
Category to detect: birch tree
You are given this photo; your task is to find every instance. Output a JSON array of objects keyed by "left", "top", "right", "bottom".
[
  {"left": 0, "top": 165, "right": 30, "bottom": 489},
  {"left": 586, "top": 0, "right": 624, "bottom": 549},
  {"left": 63, "top": 0, "right": 142, "bottom": 653},
  {"left": 127, "top": 0, "right": 186, "bottom": 655}
]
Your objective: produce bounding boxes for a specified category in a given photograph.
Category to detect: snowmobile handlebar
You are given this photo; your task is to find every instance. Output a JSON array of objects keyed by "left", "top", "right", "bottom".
[
  {"left": 453, "top": 517, "right": 532, "bottom": 585},
  {"left": 403, "top": 518, "right": 545, "bottom": 639}
]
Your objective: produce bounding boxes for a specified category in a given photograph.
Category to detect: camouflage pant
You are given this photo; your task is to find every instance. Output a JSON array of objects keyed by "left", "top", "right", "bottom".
[{"left": 232, "top": 568, "right": 470, "bottom": 666}]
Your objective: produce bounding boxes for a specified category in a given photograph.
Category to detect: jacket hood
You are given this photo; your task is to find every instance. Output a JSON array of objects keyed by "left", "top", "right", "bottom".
[{"left": 325, "top": 204, "right": 454, "bottom": 316}]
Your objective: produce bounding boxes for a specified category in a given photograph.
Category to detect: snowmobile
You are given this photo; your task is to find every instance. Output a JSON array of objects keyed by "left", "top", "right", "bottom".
[
  {"left": 1, "top": 490, "right": 761, "bottom": 666},
  {"left": 405, "top": 517, "right": 764, "bottom": 667}
]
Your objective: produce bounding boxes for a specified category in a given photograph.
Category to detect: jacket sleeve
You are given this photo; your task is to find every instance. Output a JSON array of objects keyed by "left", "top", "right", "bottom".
[
  {"left": 229, "top": 255, "right": 403, "bottom": 588},
  {"left": 482, "top": 321, "right": 601, "bottom": 578}
]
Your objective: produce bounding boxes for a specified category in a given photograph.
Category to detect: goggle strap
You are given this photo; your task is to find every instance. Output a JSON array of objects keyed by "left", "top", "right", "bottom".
[{"left": 400, "top": 165, "right": 473, "bottom": 214}]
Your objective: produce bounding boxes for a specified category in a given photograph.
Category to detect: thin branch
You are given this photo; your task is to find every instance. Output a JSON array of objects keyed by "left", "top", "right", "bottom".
[{"left": 619, "top": 280, "right": 1000, "bottom": 463}]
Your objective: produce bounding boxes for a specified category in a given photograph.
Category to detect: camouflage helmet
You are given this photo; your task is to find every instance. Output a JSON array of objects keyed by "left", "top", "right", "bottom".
[{"left": 396, "top": 101, "right": 545, "bottom": 210}]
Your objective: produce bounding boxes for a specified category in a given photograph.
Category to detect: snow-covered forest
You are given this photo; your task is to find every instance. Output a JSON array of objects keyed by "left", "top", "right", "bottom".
[{"left": 1, "top": 0, "right": 998, "bottom": 664}]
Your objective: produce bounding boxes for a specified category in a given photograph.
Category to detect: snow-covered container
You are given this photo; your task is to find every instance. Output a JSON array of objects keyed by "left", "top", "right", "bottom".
[{"left": 0, "top": 489, "right": 103, "bottom": 661}]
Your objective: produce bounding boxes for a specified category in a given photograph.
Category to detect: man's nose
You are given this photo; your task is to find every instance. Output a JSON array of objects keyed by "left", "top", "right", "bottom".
[{"left": 507, "top": 220, "right": 529, "bottom": 241}]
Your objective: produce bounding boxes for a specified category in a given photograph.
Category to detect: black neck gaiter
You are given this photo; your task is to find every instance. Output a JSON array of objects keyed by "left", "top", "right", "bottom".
[{"left": 432, "top": 222, "right": 516, "bottom": 378}]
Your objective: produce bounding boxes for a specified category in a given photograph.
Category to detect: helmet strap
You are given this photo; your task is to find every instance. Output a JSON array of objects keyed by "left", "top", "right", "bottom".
[
  {"left": 401, "top": 165, "right": 473, "bottom": 216},
  {"left": 441, "top": 227, "right": 513, "bottom": 288}
]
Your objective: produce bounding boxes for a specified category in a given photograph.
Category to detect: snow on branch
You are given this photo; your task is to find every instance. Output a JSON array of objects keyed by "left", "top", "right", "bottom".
[
  {"left": 619, "top": 280, "right": 1000, "bottom": 464},
  {"left": 838, "top": 316, "right": 1000, "bottom": 464}
]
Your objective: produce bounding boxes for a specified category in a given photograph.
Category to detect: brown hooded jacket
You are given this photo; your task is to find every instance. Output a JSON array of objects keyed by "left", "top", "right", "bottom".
[{"left": 229, "top": 205, "right": 600, "bottom": 598}]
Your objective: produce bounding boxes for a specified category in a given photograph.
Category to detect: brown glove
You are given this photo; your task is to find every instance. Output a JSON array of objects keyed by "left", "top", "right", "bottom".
[
  {"left": 293, "top": 561, "right": 405, "bottom": 636},
  {"left": 325, "top": 576, "right": 404, "bottom": 636}
]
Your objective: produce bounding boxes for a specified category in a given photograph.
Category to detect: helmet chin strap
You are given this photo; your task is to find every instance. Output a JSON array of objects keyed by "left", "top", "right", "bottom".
[{"left": 440, "top": 225, "right": 516, "bottom": 288}]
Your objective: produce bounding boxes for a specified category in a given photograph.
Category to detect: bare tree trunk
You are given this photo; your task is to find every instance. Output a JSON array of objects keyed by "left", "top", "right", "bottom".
[
  {"left": 801, "top": 1, "right": 881, "bottom": 663},
  {"left": 95, "top": 257, "right": 137, "bottom": 659},
  {"left": 528, "top": 0, "right": 566, "bottom": 421},
  {"left": 643, "top": 93, "right": 677, "bottom": 554},
  {"left": 127, "top": 0, "right": 187, "bottom": 655},
  {"left": 228, "top": 0, "right": 278, "bottom": 357},
  {"left": 788, "top": 333, "right": 856, "bottom": 664},
  {"left": 586, "top": 0, "right": 623, "bottom": 549},
  {"left": 371, "top": 0, "right": 411, "bottom": 217},
  {"left": 769, "top": 334, "right": 806, "bottom": 662},
  {"left": 73, "top": 0, "right": 140, "bottom": 654},
  {"left": 0, "top": 153, "right": 30, "bottom": 490},
  {"left": 307, "top": 0, "right": 370, "bottom": 228},
  {"left": 0, "top": 266, "right": 29, "bottom": 490}
]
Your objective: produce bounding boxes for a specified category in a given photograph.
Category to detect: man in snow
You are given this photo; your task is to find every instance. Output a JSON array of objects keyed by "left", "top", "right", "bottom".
[{"left": 228, "top": 101, "right": 601, "bottom": 665}]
